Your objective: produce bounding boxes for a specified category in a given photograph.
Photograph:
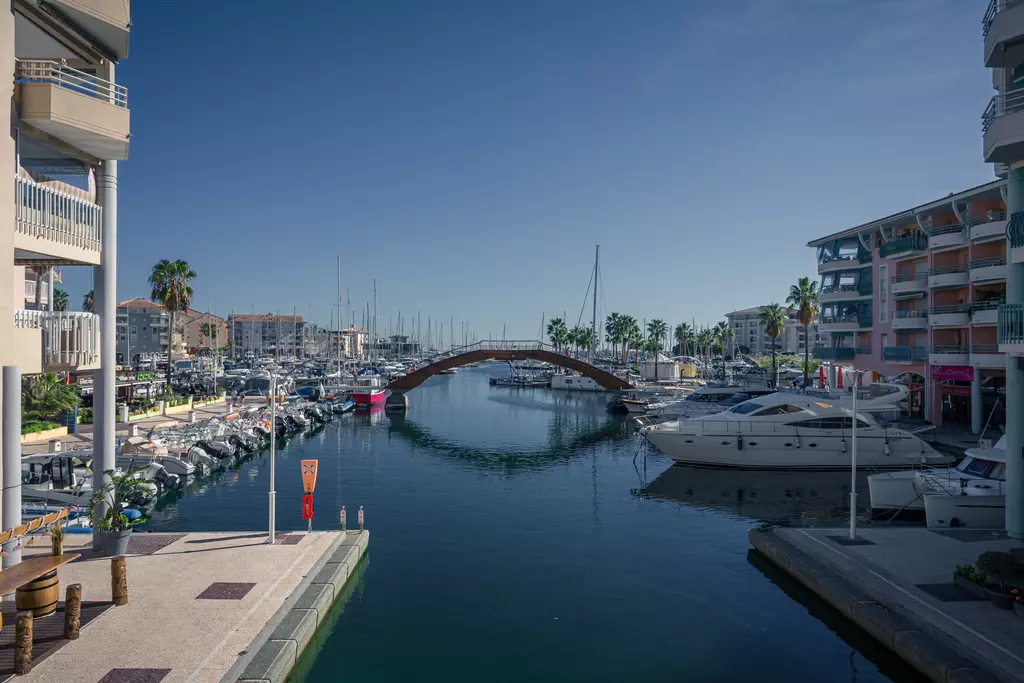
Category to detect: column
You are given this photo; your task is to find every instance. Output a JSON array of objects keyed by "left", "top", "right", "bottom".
[
  {"left": 923, "top": 370, "right": 932, "bottom": 423},
  {"left": 1005, "top": 166, "right": 1024, "bottom": 538},
  {"left": 46, "top": 269, "right": 54, "bottom": 313},
  {"left": 2, "top": 367, "right": 21, "bottom": 568},
  {"left": 92, "top": 159, "right": 117, "bottom": 534},
  {"left": 971, "top": 369, "right": 983, "bottom": 435}
]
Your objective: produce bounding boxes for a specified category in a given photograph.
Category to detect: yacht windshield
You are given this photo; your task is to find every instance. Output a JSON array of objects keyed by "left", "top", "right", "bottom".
[
  {"left": 957, "top": 457, "right": 996, "bottom": 478},
  {"left": 728, "top": 401, "right": 764, "bottom": 415}
]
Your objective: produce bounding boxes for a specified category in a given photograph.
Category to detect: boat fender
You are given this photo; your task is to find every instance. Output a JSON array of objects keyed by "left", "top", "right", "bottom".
[
  {"left": 737, "top": 435, "right": 743, "bottom": 451},
  {"left": 123, "top": 508, "right": 142, "bottom": 521},
  {"left": 885, "top": 443, "right": 891, "bottom": 456},
  {"left": 841, "top": 440, "right": 847, "bottom": 454}
]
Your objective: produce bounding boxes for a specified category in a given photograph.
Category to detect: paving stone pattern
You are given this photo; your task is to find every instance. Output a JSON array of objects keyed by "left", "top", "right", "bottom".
[
  {"left": 97, "top": 668, "right": 171, "bottom": 682},
  {"left": 0, "top": 601, "right": 111, "bottom": 682},
  {"left": 196, "top": 582, "right": 256, "bottom": 600}
]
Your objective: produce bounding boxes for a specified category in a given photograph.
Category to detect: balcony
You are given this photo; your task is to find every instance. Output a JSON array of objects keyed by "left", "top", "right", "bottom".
[
  {"left": 983, "top": 86, "right": 1024, "bottom": 163},
  {"left": 970, "top": 344, "right": 1004, "bottom": 369},
  {"left": 892, "top": 309, "right": 929, "bottom": 330},
  {"left": 882, "top": 346, "right": 927, "bottom": 363},
  {"left": 984, "top": 0, "right": 1024, "bottom": 67},
  {"left": 891, "top": 272, "right": 928, "bottom": 295},
  {"left": 817, "top": 314, "right": 863, "bottom": 333},
  {"left": 46, "top": 0, "right": 131, "bottom": 59},
  {"left": 13, "top": 310, "right": 100, "bottom": 371},
  {"left": 879, "top": 234, "right": 927, "bottom": 260},
  {"left": 971, "top": 300, "right": 1002, "bottom": 325},
  {"left": 929, "top": 304, "right": 970, "bottom": 327},
  {"left": 969, "top": 257, "right": 1007, "bottom": 283},
  {"left": 14, "top": 60, "right": 129, "bottom": 161},
  {"left": 930, "top": 345, "right": 970, "bottom": 365},
  {"left": 819, "top": 283, "right": 871, "bottom": 303},
  {"left": 928, "top": 264, "right": 969, "bottom": 290},
  {"left": 926, "top": 224, "right": 967, "bottom": 251},
  {"left": 969, "top": 210, "right": 1008, "bottom": 242},
  {"left": 812, "top": 346, "right": 855, "bottom": 361},
  {"left": 855, "top": 345, "right": 872, "bottom": 355},
  {"left": 999, "top": 303, "right": 1024, "bottom": 355},
  {"left": 14, "top": 174, "right": 102, "bottom": 266},
  {"left": 1010, "top": 211, "right": 1024, "bottom": 264},
  {"left": 817, "top": 253, "right": 871, "bottom": 274}
]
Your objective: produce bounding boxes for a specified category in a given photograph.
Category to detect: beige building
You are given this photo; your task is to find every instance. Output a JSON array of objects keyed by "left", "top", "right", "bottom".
[
  {"left": 229, "top": 314, "right": 307, "bottom": 358},
  {"left": 2, "top": 1, "right": 131, "bottom": 529},
  {"left": 725, "top": 306, "right": 820, "bottom": 358},
  {"left": 178, "top": 309, "right": 228, "bottom": 352}
]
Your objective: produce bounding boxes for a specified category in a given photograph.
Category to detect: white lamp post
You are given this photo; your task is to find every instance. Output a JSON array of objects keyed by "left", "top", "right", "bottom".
[
  {"left": 849, "top": 369, "right": 865, "bottom": 541},
  {"left": 269, "top": 374, "right": 277, "bottom": 543}
]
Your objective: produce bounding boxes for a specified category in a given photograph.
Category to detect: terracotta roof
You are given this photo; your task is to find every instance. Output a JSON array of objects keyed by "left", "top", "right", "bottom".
[
  {"left": 179, "top": 309, "right": 226, "bottom": 323},
  {"left": 228, "top": 314, "right": 304, "bottom": 323},
  {"left": 117, "top": 298, "right": 163, "bottom": 310}
]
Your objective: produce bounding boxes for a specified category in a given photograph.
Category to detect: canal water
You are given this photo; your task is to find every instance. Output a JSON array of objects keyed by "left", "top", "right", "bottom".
[{"left": 144, "top": 365, "right": 927, "bottom": 682}]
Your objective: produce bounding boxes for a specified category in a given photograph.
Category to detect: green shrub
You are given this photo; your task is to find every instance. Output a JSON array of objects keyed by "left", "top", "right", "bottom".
[
  {"left": 21, "top": 421, "right": 60, "bottom": 435},
  {"left": 977, "top": 551, "right": 1024, "bottom": 592}
]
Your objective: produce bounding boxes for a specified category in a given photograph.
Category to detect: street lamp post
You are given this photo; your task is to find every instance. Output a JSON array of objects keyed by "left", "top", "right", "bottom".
[
  {"left": 269, "top": 374, "right": 277, "bottom": 543},
  {"left": 849, "top": 369, "right": 865, "bottom": 541}
]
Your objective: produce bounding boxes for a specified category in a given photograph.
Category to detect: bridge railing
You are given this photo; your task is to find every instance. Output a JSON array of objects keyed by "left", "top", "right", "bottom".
[{"left": 412, "top": 340, "right": 588, "bottom": 370}]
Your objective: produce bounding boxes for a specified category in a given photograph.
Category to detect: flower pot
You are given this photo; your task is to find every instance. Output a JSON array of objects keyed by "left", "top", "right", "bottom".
[
  {"left": 953, "top": 572, "right": 989, "bottom": 599},
  {"left": 93, "top": 529, "right": 132, "bottom": 557},
  {"left": 986, "top": 586, "right": 1015, "bottom": 610}
]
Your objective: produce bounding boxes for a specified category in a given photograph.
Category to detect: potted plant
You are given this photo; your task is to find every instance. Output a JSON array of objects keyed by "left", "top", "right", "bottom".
[
  {"left": 50, "top": 518, "right": 65, "bottom": 557},
  {"left": 976, "top": 551, "right": 1024, "bottom": 610},
  {"left": 953, "top": 562, "right": 989, "bottom": 599},
  {"left": 87, "top": 468, "right": 152, "bottom": 557}
]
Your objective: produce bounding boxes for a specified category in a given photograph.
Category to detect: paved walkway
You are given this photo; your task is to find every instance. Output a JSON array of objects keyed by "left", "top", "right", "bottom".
[
  {"left": 9, "top": 530, "right": 365, "bottom": 683},
  {"left": 770, "top": 526, "right": 1024, "bottom": 683}
]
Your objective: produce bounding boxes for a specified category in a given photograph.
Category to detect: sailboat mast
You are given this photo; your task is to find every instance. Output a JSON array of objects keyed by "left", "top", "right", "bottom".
[
  {"left": 372, "top": 279, "right": 377, "bottom": 365},
  {"left": 591, "top": 245, "right": 599, "bottom": 362},
  {"left": 337, "top": 254, "right": 342, "bottom": 379}
]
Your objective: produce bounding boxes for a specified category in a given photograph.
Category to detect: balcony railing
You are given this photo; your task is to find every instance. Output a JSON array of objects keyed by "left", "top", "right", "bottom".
[
  {"left": 998, "top": 303, "right": 1024, "bottom": 344},
  {"left": 971, "top": 344, "right": 1000, "bottom": 354},
  {"left": 925, "top": 224, "right": 964, "bottom": 237},
  {"left": 812, "top": 347, "right": 855, "bottom": 360},
  {"left": 928, "top": 304, "right": 970, "bottom": 315},
  {"left": 983, "top": 86, "right": 1024, "bottom": 133},
  {"left": 931, "top": 345, "right": 969, "bottom": 355},
  {"left": 930, "top": 263, "right": 968, "bottom": 275},
  {"left": 970, "top": 256, "right": 1006, "bottom": 270},
  {"left": 879, "top": 234, "right": 927, "bottom": 258},
  {"left": 1009, "top": 211, "right": 1024, "bottom": 248},
  {"left": 14, "top": 60, "right": 127, "bottom": 108},
  {"left": 15, "top": 174, "right": 102, "bottom": 253},
  {"left": 893, "top": 309, "right": 929, "bottom": 320},
  {"left": 971, "top": 299, "right": 1005, "bottom": 313},
  {"left": 820, "top": 284, "right": 860, "bottom": 295},
  {"left": 13, "top": 310, "right": 99, "bottom": 367},
  {"left": 854, "top": 345, "right": 872, "bottom": 355},
  {"left": 968, "top": 210, "right": 1006, "bottom": 227},
  {"left": 892, "top": 272, "right": 927, "bottom": 283},
  {"left": 882, "top": 346, "right": 928, "bottom": 362}
]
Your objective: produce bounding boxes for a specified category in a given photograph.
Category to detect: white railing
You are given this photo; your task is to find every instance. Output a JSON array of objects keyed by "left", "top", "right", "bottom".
[
  {"left": 13, "top": 310, "right": 99, "bottom": 368},
  {"left": 15, "top": 174, "right": 102, "bottom": 254},
  {"left": 982, "top": 86, "right": 1024, "bottom": 132},
  {"left": 14, "top": 59, "right": 127, "bottom": 108}
]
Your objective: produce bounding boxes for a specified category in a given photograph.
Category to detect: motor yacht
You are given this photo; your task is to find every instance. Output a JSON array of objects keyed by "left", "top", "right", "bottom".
[
  {"left": 640, "top": 385, "right": 951, "bottom": 470},
  {"left": 118, "top": 436, "right": 196, "bottom": 478}
]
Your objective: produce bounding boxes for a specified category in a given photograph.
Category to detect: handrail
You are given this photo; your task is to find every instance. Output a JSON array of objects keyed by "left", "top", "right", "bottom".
[
  {"left": 882, "top": 346, "right": 928, "bottom": 361},
  {"left": 879, "top": 233, "right": 927, "bottom": 257},
  {"left": 930, "top": 263, "right": 967, "bottom": 275},
  {"left": 891, "top": 273, "right": 927, "bottom": 283},
  {"left": 14, "top": 310, "right": 100, "bottom": 367},
  {"left": 969, "top": 257, "right": 1006, "bottom": 268},
  {"left": 14, "top": 174, "right": 102, "bottom": 253},
  {"left": 970, "top": 344, "right": 1000, "bottom": 354},
  {"left": 999, "top": 303, "right": 1024, "bottom": 344},
  {"left": 893, "top": 309, "right": 928, "bottom": 318},
  {"left": 931, "top": 345, "right": 969, "bottom": 354},
  {"left": 820, "top": 284, "right": 860, "bottom": 294},
  {"left": 984, "top": 0, "right": 999, "bottom": 36},
  {"left": 926, "top": 224, "right": 963, "bottom": 236},
  {"left": 983, "top": 86, "right": 1024, "bottom": 133},
  {"left": 854, "top": 345, "right": 872, "bottom": 355},
  {"left": 928, "top": 304, "right": 969, "bottom": 314},
  {"left": 971, "top": 299, "right": 1004, "bottom": 311},
  {"left": 967, "top": 210, "right": 1006, "bottom": 226},
  {"left": 14, "top": 60, "right": 127, "bottom": 107}
]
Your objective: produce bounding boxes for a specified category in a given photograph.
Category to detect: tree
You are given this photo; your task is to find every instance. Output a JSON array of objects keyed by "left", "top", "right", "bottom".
[
  {"left": 622, "top": 316, "right": 641, "bottom": 364},
  {"left": 696, "top": 328, "right": 715, "bottom": 378},
  {"left": 149, "top": 259, "right": 196, "bottom": 385},
  {"left": 23, "top": 372, "right": 80, "bottom": 420},
  {"left": 758, "top": 303, "right": 787, "bottom": 387},
  {"left": 569, "top": 326, "right": 587, "bottom": 357},
  {"left": 787, "top": 276, "right": 821, "bottom": 387},
  {"left": 714, "top": 321, "right": 734, "bottom": 359},
  {"left": 546, "top": 317, "right": 568, "bottom": 352},
  {"left": 605, "top": 313, "right": 623, "bottom": 360},
  {"left": 674, "top": 322, "right": 693, "bottom": 357},
  {"left": 82, "top": 289, "right": 94, "bottom": 313},
  {"left": 579, "top": 328, "right": 598, "bottom": 361},
  {"left": 646, "top": 319, "right": 668, "bottom": 379},
  {"left": 52, "top": 288, "right": 69, "bottom": 312}
]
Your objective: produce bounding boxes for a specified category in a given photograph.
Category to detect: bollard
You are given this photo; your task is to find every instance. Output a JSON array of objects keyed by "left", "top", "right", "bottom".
[
  {"left": 15, "top": 611, "right": 32, "bottom": 674},
  {"left": 111, "top": 558, "right": 127, "bottom": 606},
  {"left": 358, "top": 506, "right": 364, "bottom": 531},
  {"left": 128, "top": 424, "right": 139, "bottom": 437},
  {"left": 48, "top": 439, "right": 62, "bottom": 453},
  {"left": 63, "top": 584, "right": 82, "bottom": 639},
  {"left": 340, "top": 506, "right": 346, "bottom": 531}
]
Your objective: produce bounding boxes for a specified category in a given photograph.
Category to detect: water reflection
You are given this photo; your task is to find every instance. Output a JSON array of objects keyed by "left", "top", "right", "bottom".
[{"left": 639, "top": 464, "right": 875, "bottom": 527}]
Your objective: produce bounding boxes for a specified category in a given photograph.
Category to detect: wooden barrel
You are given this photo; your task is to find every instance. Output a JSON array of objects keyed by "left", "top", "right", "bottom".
[{"left": 15, "top": 570, "right": 59, "bottom": 618}]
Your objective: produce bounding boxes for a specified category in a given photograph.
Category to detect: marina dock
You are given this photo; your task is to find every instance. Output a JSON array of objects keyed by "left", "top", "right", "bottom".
[
  {"left": 750, "top": 525, "right": 1024, "bottom": 683},
  {"left": 8, "top": 530, "right": 368, "bottom": 683}
]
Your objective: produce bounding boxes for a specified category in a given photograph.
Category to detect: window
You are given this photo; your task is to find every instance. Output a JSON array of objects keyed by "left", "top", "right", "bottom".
[
  {"left": 753, "top": 404, "right": 806, "bottom": 416},
  {"left": 789, "top": 417, "right": 870, "bottom": 429},
  {"left": 131, "top": 326, "right": 137, "bottom": 336},
  {"left": 878, "top": 264, "right": 888, "bottom": 323},
  {"left": 957, "top": 457, "right": 995, "bottom": 478},
  {"left": 728, "top": 401, "right": 765, "bottom": 414}
]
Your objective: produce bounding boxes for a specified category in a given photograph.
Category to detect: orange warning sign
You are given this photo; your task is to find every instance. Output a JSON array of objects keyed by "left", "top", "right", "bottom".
[{"left": 300, "top": 460, "right": 318, "bottom": 493}]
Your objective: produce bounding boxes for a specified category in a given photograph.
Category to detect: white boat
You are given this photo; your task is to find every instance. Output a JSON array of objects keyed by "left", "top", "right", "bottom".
[
  {"left": 868, "top": 436, "right": 1005, "bottom": 525},
  {"left": 640, "top": 385, "right": 952, "bottom": 470},
  {"left": 550, "top": 375, "right": 604, "bottom": 391},
  {"left": 118, "top": 436, "right": 196, "bottom": 477},
  {"left": 633, "top": 384, "right": 776, "bottom": 423}
]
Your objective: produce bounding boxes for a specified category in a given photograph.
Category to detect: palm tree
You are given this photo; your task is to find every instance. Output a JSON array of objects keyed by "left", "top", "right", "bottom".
[
  {"left": 82, "top": 289, "right": 94, "bottom": 313},
  {"left": 605, "top": 313, "right": 622, "bottom": 359},
  {"left": 714, "top": 321, "right": 735, "bottom": 359},
  {"left": 579, "top": 328, "right": 598, "bottom": 361},
  {"left": 646, "top": 319, "right": 668, "bottom": 379},
  {"left": 674, "top": 322, "right": 693, "bottom": 356},
  {"left": 569, "top": 326, "right": 587, "bottom": 358},
  {"left": 22, "top": 372, "right": 80, "bottom": 420},
  {"left": 787, "top": 276, "right": 820, "bottom": 386},
  {"left": 52, "top": 288, "right": 69, "bottom": 312},
  {"left": 149, "top": 259, "right": 197, "bottom": 385},
  {"left": 758, "top": 303, "right": 787, "bottom": 387},
  {"left": 696, "top": 328, "right": 714, "bottom": 378},
  {"left": 622, "top": 316, "right": 640, "bottom": 364},
  {"left": 546, "top": 317, "right": 568, "bottom": 352}
]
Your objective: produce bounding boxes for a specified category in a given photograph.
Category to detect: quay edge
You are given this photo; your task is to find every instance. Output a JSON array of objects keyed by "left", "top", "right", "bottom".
[
  {"left": 226, "top": 529, "right": 369, "bottom": 683},
  {"left": 748, "top": 526, "right": 1005, "bottom": 683}
]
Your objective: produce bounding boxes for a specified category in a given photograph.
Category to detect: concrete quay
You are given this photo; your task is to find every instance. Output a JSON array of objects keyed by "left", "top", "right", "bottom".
[
  {"left": 750, "top": 525, "right": 1024, "bottom": 683},
  {"left": 6, "top": 529, "right": 367, "bottom": 683}
]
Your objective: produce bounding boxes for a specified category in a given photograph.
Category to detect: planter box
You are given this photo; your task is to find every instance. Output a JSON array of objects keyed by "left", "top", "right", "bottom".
[
  {"left": 20, "top": 425, "right": 68, "bottom": 444},
  {"left": 164, "top": 402, "right": 193, "bottom": 416},
  {"left": 953, "top": 572, "right": 990, "bottom": 599},
  {"left": 194, "top": 397, "right": 225, "bottom": 408},
  {"left": 126, "top": 408, "right": 162, "bottom": 422}
]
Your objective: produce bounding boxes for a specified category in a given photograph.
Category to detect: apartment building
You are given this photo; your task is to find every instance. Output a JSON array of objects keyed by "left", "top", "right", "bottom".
[
  {"left": 228, "top": 314, "right": 307, "bottom": 358},
  {"left": 983, "top": 0, "right": 1024, "bottom": 537},
  {"left": 725, "top": 306, "right": 819, "bottom": 357},
  {"left": 116, "top": 299, "right": 169, "bottom": 362},
  {"left": 178, "top": 308, "right": 228, "bottom": 352},
  {"left": 809, "top": 181, "right": 1008, "bottom": 431},
  {"left": 2, "top": 0, "right": 130, "bottom": 530},
  {"left": 17, "top": 266, "right": 61, "bottom": 310}
]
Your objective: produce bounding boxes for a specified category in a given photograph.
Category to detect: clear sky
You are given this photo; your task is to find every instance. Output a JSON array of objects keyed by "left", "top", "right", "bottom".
[{"left": 61, "top": 0, "right": 995, "bottom": 340}]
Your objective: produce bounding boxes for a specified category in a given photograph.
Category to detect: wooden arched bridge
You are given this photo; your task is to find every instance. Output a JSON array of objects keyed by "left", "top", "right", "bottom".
[{"left": 385, "top": 341, "right": 633, "bottom": 392}]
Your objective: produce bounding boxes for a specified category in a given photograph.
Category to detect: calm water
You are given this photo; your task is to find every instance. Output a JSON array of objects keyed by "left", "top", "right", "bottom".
[{"left": 144, "top": 365, "right": 926, "bottom": 683}]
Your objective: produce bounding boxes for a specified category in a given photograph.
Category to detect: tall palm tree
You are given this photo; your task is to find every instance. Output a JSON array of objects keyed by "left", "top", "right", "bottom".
[
  {"left": 787, "top": 276, "right": 820, "bottom": 386},
  {"left": 149, "top": 259, "right": 197, "bottom": 385},
  {"left": 714, "top": 321, "right": 735, "bottom": 359},
  {"left": 696, "top": 328, "right": 714, "bottom": 378},
  {"left": 82, "top": 289, "right": 94, "bottom": 313},
  {"left": 52, "top": 288, "right": 69, "bottom": 312},
  {"left": 758, "top": 303, "right": 787, "bottom": 387},
  {"left": 646, "top": 319, "right": 668, "bottom": 379},
  {"left": 674, "top": 322, "right": 693, "bottom": 356},
  {"left": 605, "top": 313, "right": 622, "bottom": 359},
  {"left": 579, "top": 328, "right": 598, "bottom": 361},
  {"left": 621, "top": 316, "right": 640, "bottom": 364},
  {"left": 546, "top": 317, "right": 568, "bottom": 352},
  {"left": 570, "top": 326, "right": 587, "bottom": 357}
]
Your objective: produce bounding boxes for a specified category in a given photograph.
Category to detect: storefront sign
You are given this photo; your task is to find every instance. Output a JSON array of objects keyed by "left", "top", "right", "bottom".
[
  {"left": 135, "top": 373, "right": 154, "bottom": 381},
  {"left": 930, "top": 366, "right": 973, "bottom": 382},
  {"left": 941, "top": 385, "right": 971, "bottom": 396}
]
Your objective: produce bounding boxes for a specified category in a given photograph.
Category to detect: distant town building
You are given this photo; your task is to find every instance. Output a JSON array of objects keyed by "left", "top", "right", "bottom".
[
  {"left": 177, "top": 309, "right": 228, "bottom": 352},
  {"left": 367, "top": 335, "right": 420, "bottom": 359},
  {"left": 725, "top": 306, "right": 820, "bottom": 357},
  {"left": 116, "top": 299, "right": 170, "bottom": 362},
  {"left": 228, "top": 314, "right": 306, "bottom": 358}
]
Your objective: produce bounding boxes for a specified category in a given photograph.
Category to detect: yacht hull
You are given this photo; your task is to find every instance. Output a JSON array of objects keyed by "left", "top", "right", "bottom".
[
  {"left": 351, "top": 390, "right": 385, "bottom": 406},
  {"left": 867, "top": 470, "right": 925, "bottom": 512},
  {"left": 924, "top": 494, "right": 1004, "bottom": 529}
]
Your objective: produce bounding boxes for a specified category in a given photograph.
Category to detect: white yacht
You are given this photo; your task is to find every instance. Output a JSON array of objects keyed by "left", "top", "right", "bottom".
[
  {"left": 118, "top": 436, "right": 196, "bottom": 478},
  {"left": 640, "top": 385, "right": 952, "bottom": 470},
  {"left": 868, "top": 436, "right": 1005, "bottom": 527},
  {"left": 633, "top": 384, "right": 776, "bottom": 423}
]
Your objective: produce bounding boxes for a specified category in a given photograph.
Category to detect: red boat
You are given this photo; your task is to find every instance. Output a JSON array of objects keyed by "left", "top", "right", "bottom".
[{"left": 349, "top": 373, "right": 386, "bottom": 406}]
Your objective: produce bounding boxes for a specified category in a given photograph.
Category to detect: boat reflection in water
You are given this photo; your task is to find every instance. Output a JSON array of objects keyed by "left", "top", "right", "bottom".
[{"left": 641, "top": 464, "right": 874, "bottom": 527}]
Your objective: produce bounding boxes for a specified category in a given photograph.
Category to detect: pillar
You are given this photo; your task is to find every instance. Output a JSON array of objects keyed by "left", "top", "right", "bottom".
[
  {"left": 0, "top": 0, "right": 17, "bottom": 538},
  {"left": 923, "top": 371, "right": 932, "bottom": 423},
  {"left": 46, "top": 269, "right": 54, "bottom": 312},
  {"left": 92, "top": 157, "right": 117, "bottom": 535},
  {"left": 2, "top": 367, "right": 21, "bottom": 568},
  {"left": 971, "top": 369, "right": 983, "bottom": 435},
  {"left": 1005, "top": 166, "right": 1024, "bottom": 538}
]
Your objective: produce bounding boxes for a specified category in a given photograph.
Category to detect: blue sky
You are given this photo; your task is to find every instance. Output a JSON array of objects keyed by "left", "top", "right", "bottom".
[{"left": 61, "top": 0, "right": 995, "bottom": 340}]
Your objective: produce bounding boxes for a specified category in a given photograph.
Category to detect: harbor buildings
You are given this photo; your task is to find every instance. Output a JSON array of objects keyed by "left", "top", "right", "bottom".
[
  {"left": 725, "top": 306, "right": 820, "bottom": 357},
  {"left": 2, "top": 0, "right": 130, "bottom": 535},
  {"left": 228, "top": 313, "right": 307, "bottom": 358},
  {"left": 178, "top": 308, "right": 227, "bottom": 353},
  {"left": 326, "top": 327, "right": 368, "bottom": 358},
  {"left": 116, "top": 299, "right": 169, "bottom": 362},
  {"left": 983, "top": 1, "right": 1024, "bottom": 537}
]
